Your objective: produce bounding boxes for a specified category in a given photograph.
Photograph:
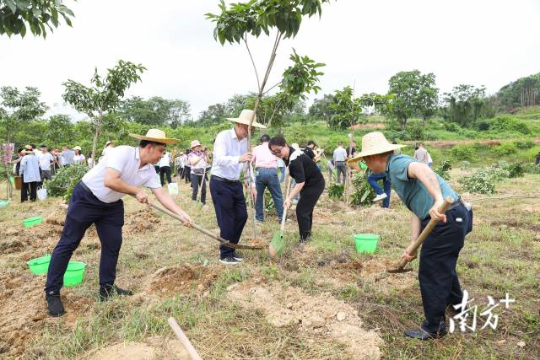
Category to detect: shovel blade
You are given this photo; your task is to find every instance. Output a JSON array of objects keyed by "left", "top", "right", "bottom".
[
  {"left": 386, "top": 267, "right": 413, "bottom": 274},
  {"left": 269, "top": 233, "right": 285, "bottom": 257}
]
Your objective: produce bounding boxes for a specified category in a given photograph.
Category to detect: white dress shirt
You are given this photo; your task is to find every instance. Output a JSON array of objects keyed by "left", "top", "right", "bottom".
[
  {"left": 82, "top": 146, "right": 160, "bottom": 203},
  {"left": 211, "top": 128, "right": 249, "bottom": 181}
]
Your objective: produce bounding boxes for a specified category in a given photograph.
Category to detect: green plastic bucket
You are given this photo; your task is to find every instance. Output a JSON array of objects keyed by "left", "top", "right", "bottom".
[
  {"left": 354, "top": 234, "right": 379, "bottom": 254},
  {"left": 23, "top": 216, "right": 42, "bottom": 228},
  {"left": 27, "top": 254, "right": 52, "bottom": 274},
  {"left": 10, "top": 176, "right": 15, "bottom": 184},
  {"left": 64, "top": 261, "right": 87, "bottom": 287}
]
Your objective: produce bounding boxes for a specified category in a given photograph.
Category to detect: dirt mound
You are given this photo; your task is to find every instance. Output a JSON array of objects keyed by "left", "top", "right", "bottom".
[
  {"left": 227, "top": 280, "right": 383, "bottom": 359},
  {"left": 124, "top": 210, "right": 161, "bottom": 234},
  {"left": 145, "top": 265, "right": 218, "bottom": 297},
  {"left": 89, "top": 336, "right": 191, "bottom": 360},
  {"left": 0, "top": 270, "right": 94, "bottom": 357}
]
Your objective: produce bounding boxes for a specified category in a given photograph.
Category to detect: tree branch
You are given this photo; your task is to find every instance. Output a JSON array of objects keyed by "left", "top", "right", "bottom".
[
  {"left": 262, "top": 81, "right": 282, "bottom": 96},
  {"left": 243, "top": 35, "right": 261, "bottom": 93}
]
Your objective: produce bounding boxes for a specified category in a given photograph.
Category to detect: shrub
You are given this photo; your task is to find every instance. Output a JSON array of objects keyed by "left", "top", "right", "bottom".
[
  {"left": 444, "top": 122, "right": 461, "bottom": 132},
  {"left": 450, "top": 144, "right": 477, "bottom": 162},
  {"left": 504, "top": 163, "right": 525, "bottom": 178},
  {"left": 523, "top": 163, "right": 540, "bottom": 174},
  {"left": 328, "top": 183, "right": 344, "bottom": 200},
  {"left": 350, "top": 171, "right": 375, "bottom": 206},
  {"left": 435, "top": 159, "right": 452, "bottom": 180},
  {"left": 45, "top": 164, "right": 89, "bottom": 201},
  {"left": 486, "top": 115, "right": 531, "bottom": 135},
  {"left": 494, "top": 142, "right": 517, "bottom": 156},
  {"left": 513, "top": 140, "right": 535, "bottom": 150},
  {"left": 459, "top": 170, "right": 496, "bottom": 194}
]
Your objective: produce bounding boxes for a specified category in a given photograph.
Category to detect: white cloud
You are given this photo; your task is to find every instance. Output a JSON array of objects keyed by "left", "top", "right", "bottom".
[{"left": 0, "top": 0, "right": 538, "bottom": 119}]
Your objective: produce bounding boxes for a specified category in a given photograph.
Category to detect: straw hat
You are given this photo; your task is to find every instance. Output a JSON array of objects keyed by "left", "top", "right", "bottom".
[
  {"left": 226, "top": 109, "right": 267, "bottom": 129},
  {"left": 129, "top": 129, "right": 179, "bottom": 144},
  {"left": 105, "top": 140, "right": 114, "bottom": 147},
  {"left": 348, "top": 132, "right": 406, "bottom": 163},
  {"left": 23, "top": 145, "right": 33, "bottom": 154},
  {"left": 190, "top": 140, "right": 201, "bottom": 149},
  {"left": 73, "top": 146, "right": 82, "bottom": 151}
]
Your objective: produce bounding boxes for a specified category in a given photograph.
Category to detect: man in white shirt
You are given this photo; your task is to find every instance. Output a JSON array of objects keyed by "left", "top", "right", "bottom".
[
  {"left": 210, "top": 109, "right": 265, "bottom": 265},
  {"left": 37, "top": 145, "right": 54, "bottom": 181},
  {"left": 44, "top": 129, "right": 193, "bottom": 317},
  {"left": 333, "top": 142, "right": 348, "bottom": 184},
  {"left": 159, "top": 150, "right": 172, "bottom": 186}
]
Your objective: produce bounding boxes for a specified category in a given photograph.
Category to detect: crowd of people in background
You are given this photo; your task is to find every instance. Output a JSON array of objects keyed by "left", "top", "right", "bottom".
[{"left": 10, "top": 142, "right": 116, "bottom": 202}]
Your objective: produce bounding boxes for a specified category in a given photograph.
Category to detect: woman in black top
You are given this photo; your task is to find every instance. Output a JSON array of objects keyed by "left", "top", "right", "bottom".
[{"left": 269, "top": 135, "right": 325, "bottom": 242}]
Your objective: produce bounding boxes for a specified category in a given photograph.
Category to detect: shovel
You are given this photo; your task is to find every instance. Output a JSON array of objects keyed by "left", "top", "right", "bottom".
[
  {"left": 269, "top": 175, "right": 292, "bottom": 257},
  {"left": 387, "top": 196, "right": 455, "bottom": 273},
  {"left": 145, "top": 199, "right": 264, "bottom": 250}
]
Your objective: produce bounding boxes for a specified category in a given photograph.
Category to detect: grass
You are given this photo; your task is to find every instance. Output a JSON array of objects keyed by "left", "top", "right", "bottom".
[{"left": 0, "top": 168, "right": 539, "bottom": 359}]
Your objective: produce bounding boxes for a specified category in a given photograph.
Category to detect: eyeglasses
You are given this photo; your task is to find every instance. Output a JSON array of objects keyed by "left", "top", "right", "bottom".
[{"left": 270, "top": 147, "right": 283, "bottom": 155}]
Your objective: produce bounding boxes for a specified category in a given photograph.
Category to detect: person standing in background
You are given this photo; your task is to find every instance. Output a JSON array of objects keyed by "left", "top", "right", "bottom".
[
  {"left": 333, "top": 142, "right": 348, "bottom": 184},
  {"left": 188, "top": 140, "right": 207, "bottom": 204},
  {"left": 37, "top": 145, "right": 54, "bottom": 182},
  {"left": 277, "top": 157, "right": 286, "bottom": 183},
  {"left": 61, "top": 146, "right": 75, "bottom": 167},
  {"left": 158, "top": 150, "right": 172, "bottom": 186},
  {"left": 73, "top": 146, "right": 86, "bottom": 164},
  {"left": 20, "top": 145, "right": 41, "bottom": 202},
  {"left": 252, "top": 134, "right": 284, "bottom": 223},
  {"left": 414, "top": 143, "right": 433, "bottom": 168},
  {"left": 102, "top": 140, "right": 115, "bottom": 157}
]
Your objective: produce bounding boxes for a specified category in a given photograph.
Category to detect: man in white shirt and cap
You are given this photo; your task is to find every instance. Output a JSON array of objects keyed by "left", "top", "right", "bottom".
[
  {"left": 44, "top": 129, "right": 193, "bottom": 317},
  {"left": 210, "top": 109, "right": 266, "bottom": 265}
]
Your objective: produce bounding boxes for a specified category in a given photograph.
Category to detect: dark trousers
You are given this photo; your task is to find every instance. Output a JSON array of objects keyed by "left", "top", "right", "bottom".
[
  {"left": 184, "top": 166, "right": 191, "bottom": 183},
  {"left": 296, "top": 179, "right": 325, "bottom": 241},
  {"left": 367, "top": 172, "right": 391, "bottom": 208},
  {"left": 45, "top": 182, "right": 124, "bottom": 294},
  {"left": 191, "top": 173, "right": 207, "bottom": 204},
  {"left": 210, "top": 177, "right": 247, "bottom": 258},
  {"left": 336, "top": 162, "right": 346, "bottom": 184},
  {"left": 419, "top": 203, "right": 473, "bottom": 333},
  {"left": 21, "top": 180, "right": 38, "bottom": 202},
  {"left": 159, "top": 166, "right": 172, "bottom": 186}
]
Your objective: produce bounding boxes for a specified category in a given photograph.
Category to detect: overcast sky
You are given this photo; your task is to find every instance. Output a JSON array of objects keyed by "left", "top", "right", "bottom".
[{"left": 1, "top": 0, "right": 539, "bottom": 120}]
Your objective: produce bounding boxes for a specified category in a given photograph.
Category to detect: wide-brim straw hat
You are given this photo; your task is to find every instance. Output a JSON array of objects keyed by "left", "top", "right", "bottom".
[
  {"left": 226, "top": 109, "right": 267, "bottom": 129},
  {"left": 129, "top": 129, "right": 179, "bottom": 144},
  {"left": 23, "top": 145, "right": 33, "bottom": 154},
  {"left": 348, "top": 132, "right": 406, "bottom": 163},
  {"left": 190, "top": 140, "right": 201, "bottom": 149}
]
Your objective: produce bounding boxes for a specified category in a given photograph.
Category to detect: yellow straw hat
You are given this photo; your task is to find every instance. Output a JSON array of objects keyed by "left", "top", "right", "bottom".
[
  {"left": 226, "top": 109, "right": 267, "bottom": 129},
  {"left": 348, "top": 132, "right": 406, "bottom": 163},
  {"left": 129, "top": 129, "right": 179, "bottom": 144}
]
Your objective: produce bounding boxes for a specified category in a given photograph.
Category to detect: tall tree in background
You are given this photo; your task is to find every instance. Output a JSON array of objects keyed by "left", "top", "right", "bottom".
[
  {"left": 119, "top": 96, "right": 191, "bottom": 128},
  {"left": 0, "top": 0, "right": 75, "bottom": 38},
  {"left": 497, "top": 72, "right": 540, "bottom": 109},
  {"left": 442, "top": 84, "right": 486, "bottom": 127},
  {"left": 62, "top": 60, "right": 146, "bottom": 165},
  {"left": 327, "top": 86, "right": 362, "bottom": 130},
  {"left": 0, "top": 86, "right": 47, "bottom": 142},
  {"left": 384, "top": 70, "right": 438, "bottom": 129}
]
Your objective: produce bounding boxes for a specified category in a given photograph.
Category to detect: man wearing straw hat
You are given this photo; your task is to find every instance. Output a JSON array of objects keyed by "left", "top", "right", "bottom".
[
  {"left": 210, "top": 109, "right": 266, "bottom": 265},
  {"left": 349, "top": 132, "right": 472, "bottom": 340},
  {"left": 44, "top": 129, "right": 193, "bottom": 317}
]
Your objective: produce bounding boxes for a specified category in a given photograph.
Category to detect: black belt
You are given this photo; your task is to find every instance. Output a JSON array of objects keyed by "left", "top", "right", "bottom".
[
  {"left": 335, "top": 161, "right": 345, "bottom": 163},
  {"left": 448, "top": 198, "right": 463, "bottom": 211},
  {"left": 211, "top": 175, "right": 240, "bottom": 184},
  {"left": 79, "top": 180, "right": 92, "bottom": 194}
]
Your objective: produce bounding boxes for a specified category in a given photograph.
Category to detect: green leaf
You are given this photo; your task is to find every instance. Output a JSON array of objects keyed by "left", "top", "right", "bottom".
[{"left": 5, "top": 0, "right": 17, "bottom": 13}]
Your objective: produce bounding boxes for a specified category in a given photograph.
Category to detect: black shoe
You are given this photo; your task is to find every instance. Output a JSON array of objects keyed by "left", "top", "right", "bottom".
[
  {"left": 232, "top": 251, "right": 244, "bottom": 262},
  {"left": 404, "top": 327, "right": 447, "bottom": 340},
  {"left": 46, "top": 292, "right": 65, "bottom": 317},
  {"left": 219, "top": 256, "right": 239, "bottom": 265},
  {"left": 99, "top": 285, "right": 134, "bottom": 301},
  {"left": 299, "top": 235, "right": 311, "bottom": 243}
]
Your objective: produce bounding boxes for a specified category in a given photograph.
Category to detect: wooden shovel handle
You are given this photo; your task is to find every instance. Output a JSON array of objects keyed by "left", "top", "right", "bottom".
[
  {"left": 393, "top": 196, "right": 455, "bottom": 271},
  {"left": 168, "top": 317, "right": 202, "bottom": 360},
  {"left": 141, "top": 197, "right": 263, "bottom": 250},
  {"left": 280, "top": 175, "right": 292, "bottom": 232}
]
